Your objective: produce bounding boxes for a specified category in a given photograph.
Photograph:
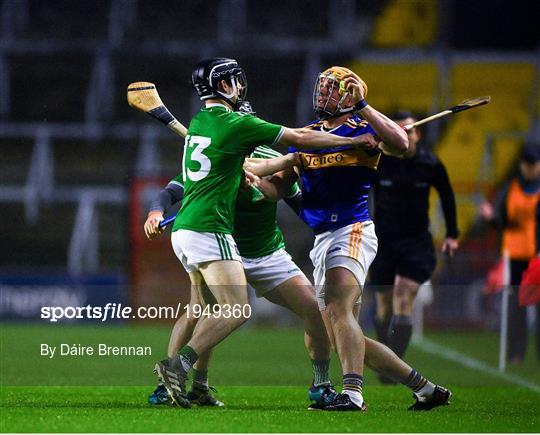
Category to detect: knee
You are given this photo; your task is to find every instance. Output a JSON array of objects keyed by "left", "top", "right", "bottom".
[
  {"left": 302, "top": 300, "right": 324, "bottom": 322},
  {"left": 394, "top": 288, "right": 414, "bottom": 313},
  {"left": 185, "top": 311, "right": 199, "bottom": 330},
  {"left": 376, "top": 296, "right": 392, "bottom": 320},
  {"left": 325, "top": 301, "right": 349, "bottom": 324}
]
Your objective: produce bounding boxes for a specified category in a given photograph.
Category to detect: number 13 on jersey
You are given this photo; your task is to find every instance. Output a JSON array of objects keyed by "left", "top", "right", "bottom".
[{"left": 183, "top": 135, "right": 212, "bottom": 182}]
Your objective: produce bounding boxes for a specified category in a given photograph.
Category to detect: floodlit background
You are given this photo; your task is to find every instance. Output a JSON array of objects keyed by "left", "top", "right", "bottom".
[{"left": 0, "top": 0, "right": 538, "bottom": 391}]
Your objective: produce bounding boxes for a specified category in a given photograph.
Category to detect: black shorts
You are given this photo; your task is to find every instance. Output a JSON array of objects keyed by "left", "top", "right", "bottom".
[{"left": 369, "top": 232, "right": 436, "bottom": 291}]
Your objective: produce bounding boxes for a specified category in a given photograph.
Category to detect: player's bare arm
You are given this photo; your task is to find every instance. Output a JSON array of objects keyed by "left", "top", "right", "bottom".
[
  {"left": 243, "top": 153, "right": 301, "bottom": 177},
  {"left": 244, "top": 129, "right": 377, "bottom": 177},
  {"left": 278, "top": 127, "right": 378, "bottom": 151},
  {"left": 342, "top": 73, "right": 408, "bottom": 156},
  {"left": 247, "top": 168, "right": 298, "bottom": 201}
]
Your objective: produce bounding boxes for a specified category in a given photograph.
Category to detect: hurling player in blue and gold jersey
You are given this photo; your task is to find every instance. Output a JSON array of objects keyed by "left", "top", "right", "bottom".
[{"left": 249, "top": 66, "right": 452, "bottom": 411}]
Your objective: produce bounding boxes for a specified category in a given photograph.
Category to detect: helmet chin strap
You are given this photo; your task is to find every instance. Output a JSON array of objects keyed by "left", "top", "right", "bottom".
[
  {"left": 336, "top": 92, "right": 355, "bottom": 115},
  {"left": 317, "top": 96, "right": 355, "bottom": 120},
  {"left": 217, "top": 77, "right": 240, "bottom": 108}
]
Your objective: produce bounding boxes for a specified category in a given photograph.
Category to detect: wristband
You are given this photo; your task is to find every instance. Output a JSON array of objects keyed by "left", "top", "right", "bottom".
[{"left": 354, "top": 99, "right": 368, "bottom": 111}]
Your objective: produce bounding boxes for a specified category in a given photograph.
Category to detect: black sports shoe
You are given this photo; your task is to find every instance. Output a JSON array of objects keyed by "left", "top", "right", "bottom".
[
  {"left": 307, "top": 383, "right": 338, "bottom": 410},
  {"left": 321, "top": 393, "right": 367, "bottom": 412},
  {"left": 154, "top": 359, "right": 191, "bottom": 408},
  {"left": 187, "top": 385, "right": 224, "bottom": 407},
  {"left": 408, "top": 385, "right": 452, "bottom": 411}
]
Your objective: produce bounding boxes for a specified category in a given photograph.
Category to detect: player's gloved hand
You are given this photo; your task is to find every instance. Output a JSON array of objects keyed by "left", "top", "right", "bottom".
[
  {"left": 144, "top": 211, "right": 164, "bottom": 240},
  {"left": 352, "top": 133, "right": 378, "bottom": 150},
  {"left": 441, "top": 238, "right": 459, "bottom": 257}
]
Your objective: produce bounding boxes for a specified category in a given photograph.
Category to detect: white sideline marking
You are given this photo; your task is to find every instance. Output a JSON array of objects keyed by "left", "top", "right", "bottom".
[{"left": 413, "top": 338, "right": 540, "bottom": 394}]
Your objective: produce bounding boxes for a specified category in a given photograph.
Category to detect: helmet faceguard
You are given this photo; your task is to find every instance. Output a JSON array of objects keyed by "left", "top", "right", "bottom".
[
  {"left": 192, "top": 57, "right": 248, "bottom": 110},
  {"left": 313, "top": 66, "right": 367, "bottom": 120},
  {"left": 238, "top": 100, "right": 256, "bottom": 115}
]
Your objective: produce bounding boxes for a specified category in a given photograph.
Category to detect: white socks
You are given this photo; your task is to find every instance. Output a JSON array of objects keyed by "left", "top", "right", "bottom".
[
  {"left": 344, "top": 389, "right": 364, "bottom": 407},
  {"left": 415, "top": 381, "right": 436, "bottom": 402}
]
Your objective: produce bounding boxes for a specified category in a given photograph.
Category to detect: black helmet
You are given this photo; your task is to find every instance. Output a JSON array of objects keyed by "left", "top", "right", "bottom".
[{"left": 191, "top": 57, "right": 248, "bottom": 110}]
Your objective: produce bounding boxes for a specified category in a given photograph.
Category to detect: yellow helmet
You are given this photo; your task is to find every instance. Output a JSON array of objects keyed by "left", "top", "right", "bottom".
[{"left": 313, "top": 66, "right": 368, "bottom": 119}]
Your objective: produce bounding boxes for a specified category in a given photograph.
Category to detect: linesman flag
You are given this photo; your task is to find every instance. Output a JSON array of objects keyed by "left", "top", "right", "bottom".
[
  {"left": 484, "top": 259, "right": 505, "bottom": 295},
  {"left": 519, "top": 257, "right": 540, "bottom": 306}
]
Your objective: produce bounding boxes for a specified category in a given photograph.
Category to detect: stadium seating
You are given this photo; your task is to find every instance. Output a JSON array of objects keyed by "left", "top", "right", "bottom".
[
  {"left": 24, "top": 0, "right": 109, "bottom": 40},
  {"left": 9, "top": 53, "right": 92, "bottom": 122},
  {"left": 0, "top": 137, "right": 35, "bottom": 184},
  {"left": 348, "top": 61, "right": 438, "bottom": 115},
  {"left": 53, "top": 137, "right": 138, "bottom": 186},
  {"left": 435, "top": 62, "right": 535, "bottom": 236},
  {"left": 0, "top": 202, "right": 76, "bottom": 269},
  {"left": 245, "top": 0, "right": 328, "bottom": 38},
  {"left": 0, "top": 0, "right": 537, "bottom": 283},
  {"left": 372, "top": 0, "right": 437, "bottom": 47},
  {"left": 125, "top": 0, "right": 219, "bottom": 41}
]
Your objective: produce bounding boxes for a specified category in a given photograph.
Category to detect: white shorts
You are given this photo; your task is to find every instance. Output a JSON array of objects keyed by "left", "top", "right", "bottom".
[
  {"left": 171, "top": 229, "right": 241, "bottom": 273},
  {"left": 243, "top": 249, "right": 305, "bottom": 297},
  {"left": 309, "top": 221, "right": 378, "bottom": 309}
]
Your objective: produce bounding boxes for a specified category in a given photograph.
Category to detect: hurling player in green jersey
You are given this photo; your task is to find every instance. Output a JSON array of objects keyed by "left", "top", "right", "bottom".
[
  {"left": 153, "top": 57, "right": 379, "bottom": 407},
  {"left": 145, "top": 143, "right": 332, "bottom": 407}
]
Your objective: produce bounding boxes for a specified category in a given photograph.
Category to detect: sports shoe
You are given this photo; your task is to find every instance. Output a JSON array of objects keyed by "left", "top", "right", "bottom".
[
  {"left": 187, "top": 385, "right": 225, "bottom": 407},
  {"left": 321, "top": 393, "right": 367, "bottom": 412},
  {"left": 154, "top": 359, "right": 191, "bottom": 408},
  {"left": 308, "top": 383, "right": 338, "bottom": 410},
  {"left": 408, "top": 385, "right": 452, "bottom": 411},
  {"left": 148, "top": 383, "right": 169, "bottom": 405}
]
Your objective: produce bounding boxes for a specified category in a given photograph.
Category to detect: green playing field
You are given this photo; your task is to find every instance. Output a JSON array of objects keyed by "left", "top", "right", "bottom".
[{"left": 1, "top": 324, "right": 539, "bottom": 432}]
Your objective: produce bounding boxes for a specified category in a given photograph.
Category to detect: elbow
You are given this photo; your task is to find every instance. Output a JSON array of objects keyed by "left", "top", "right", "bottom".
[
  {"left": 396, "top": 132, "right": 409, "bottom": 154},
  {"left": 391, "top": 133, "right": 409, "bottom": 157},
  {"left": 384, "top": 134, "right": 408, "bottom": 157}
]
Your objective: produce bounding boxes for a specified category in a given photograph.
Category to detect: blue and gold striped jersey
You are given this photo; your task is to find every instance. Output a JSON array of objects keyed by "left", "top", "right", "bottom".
[{"left": 289, "top": 115, "right": 380, "bottom": 233}]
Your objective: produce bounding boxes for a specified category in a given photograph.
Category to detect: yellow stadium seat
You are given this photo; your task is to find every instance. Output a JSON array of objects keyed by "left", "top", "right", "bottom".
[
  {"left": 372, "top": 0, "right": 437, "bottom": 48},
  {"left": 348, "top": 62, "right": 438, "bottom": 114},
  {"left": 435, "top": 63, "right": 534, "bottom": 236},
  {"left": 491, "top": 137, "right": 521, "bottom": 181}
]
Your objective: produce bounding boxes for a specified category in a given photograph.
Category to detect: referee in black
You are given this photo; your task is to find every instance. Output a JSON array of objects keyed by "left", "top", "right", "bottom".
[{"left": 369, "top": 111, "right": 459, "bottom": 383}]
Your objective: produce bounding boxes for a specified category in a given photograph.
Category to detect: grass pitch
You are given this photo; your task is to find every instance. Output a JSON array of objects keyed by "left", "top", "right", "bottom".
[
  {"left": 1, "top": 324, "right": 539, "bottom": 432},
  {"left": 2, "top": 385, "right": 539, "bottom": 433}
]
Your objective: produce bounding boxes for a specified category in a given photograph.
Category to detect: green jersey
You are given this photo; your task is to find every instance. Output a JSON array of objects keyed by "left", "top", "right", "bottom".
[
  {"left": 234, "top": 146, "right": 300, "bottom": 258},
  {"left": 172, "top": 103, "right": 284, "bottom": 234},
  {"left": 168, "top": 146, "right": 300, "bottom": 259}
]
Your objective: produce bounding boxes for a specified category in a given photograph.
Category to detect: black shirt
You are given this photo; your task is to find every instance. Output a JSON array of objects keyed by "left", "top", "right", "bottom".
[{"left": 372, "top": 146, "right": 459, "bottom": 239}]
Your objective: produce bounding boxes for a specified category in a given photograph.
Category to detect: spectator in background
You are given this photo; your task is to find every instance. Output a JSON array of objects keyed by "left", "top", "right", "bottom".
[
  {"left": 369, "top": 111, "right": 459, "bottom": 383},
  {"left": 480, "top": 144, "right": 540, "bottom": 364}
]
